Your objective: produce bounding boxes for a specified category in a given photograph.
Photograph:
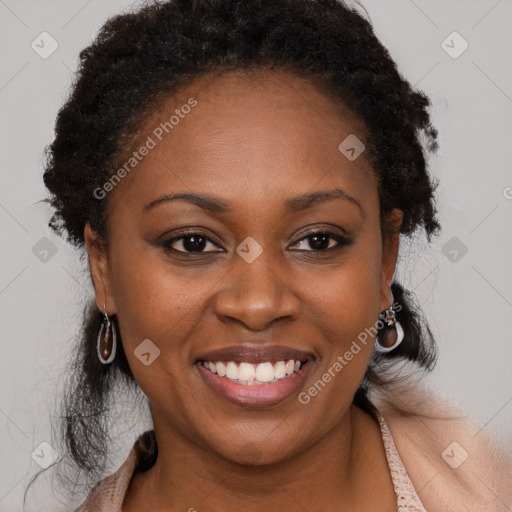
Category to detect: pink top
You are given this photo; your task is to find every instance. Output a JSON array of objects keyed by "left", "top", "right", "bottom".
[{"left": 73, "top": 411, "right": 426, "bottom": 511}]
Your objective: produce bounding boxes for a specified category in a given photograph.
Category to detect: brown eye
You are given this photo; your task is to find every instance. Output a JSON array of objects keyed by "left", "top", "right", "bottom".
[
  {"left": 162, "top": 232, "right": 223, "bottom": 253},
  {"left": 290, "top": 231, "right": 352, "bottom": 252}
]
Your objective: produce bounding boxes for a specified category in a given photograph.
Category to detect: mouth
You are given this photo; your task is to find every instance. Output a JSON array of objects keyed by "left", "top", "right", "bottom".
[
  {"left": 198, "top": 358, "right": 309, "bottom": 384},
  {"left": 195, "top": 353, "right": 315, "bottom": 408}
]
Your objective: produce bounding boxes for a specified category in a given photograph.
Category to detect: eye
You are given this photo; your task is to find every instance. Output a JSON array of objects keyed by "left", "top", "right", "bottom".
[
  {"left": 290, "top": 230, "right": 352, "bottom": 252},
  {"left": 161, "top": 228, "right": 352, "bottom": 255},
  {"left": 162, "top": 231, "right": 223, "bottom": 253}
]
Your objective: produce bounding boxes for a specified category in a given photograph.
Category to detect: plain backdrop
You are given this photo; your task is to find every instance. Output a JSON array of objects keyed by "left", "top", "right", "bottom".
[{"left": 1, "top": 0, "right": 511, "bottom": 510}]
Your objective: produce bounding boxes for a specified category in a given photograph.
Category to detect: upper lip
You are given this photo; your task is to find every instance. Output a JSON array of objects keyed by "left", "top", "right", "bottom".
[{"left": 195, "top": 344, "right": 315, "bottom": 364}]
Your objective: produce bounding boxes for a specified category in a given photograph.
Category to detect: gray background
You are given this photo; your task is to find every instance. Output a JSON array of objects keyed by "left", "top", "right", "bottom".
[{"left": 1, "top": 0, "right": 511, "bottom": 510}]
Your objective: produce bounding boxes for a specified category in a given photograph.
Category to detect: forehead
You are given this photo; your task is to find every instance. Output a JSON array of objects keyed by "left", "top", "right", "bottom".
[{"left": 108, "top": 69, "right": 377, "bottom": 216}]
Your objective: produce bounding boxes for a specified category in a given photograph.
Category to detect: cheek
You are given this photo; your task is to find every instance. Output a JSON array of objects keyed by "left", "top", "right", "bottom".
[
  {"left": 294, "top": 255, "right": 382, "bottom": 415},
  {"left": 107, "top": 245, "right": 203, "bottom": 358},
  {"left": 304, "top": 249, "right": 382, "bottom": 340},
  {"left": 107, "top": 250, "right": 205, "bottom": 417},
  {"left": 298, "top": 247, "right": 383, "bottom": 399}
]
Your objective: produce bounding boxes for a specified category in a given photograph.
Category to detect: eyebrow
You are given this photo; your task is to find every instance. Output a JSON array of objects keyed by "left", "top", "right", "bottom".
[{"left": 143, "top": 188, "right": 363, "bottom": 215}]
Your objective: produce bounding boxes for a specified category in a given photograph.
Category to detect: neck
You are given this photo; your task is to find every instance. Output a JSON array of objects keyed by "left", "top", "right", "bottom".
[{"left": 124, "top": 405, "right": 393, "bottom": 511}]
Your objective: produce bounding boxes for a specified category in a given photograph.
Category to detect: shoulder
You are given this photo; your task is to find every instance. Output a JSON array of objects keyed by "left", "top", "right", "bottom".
[
  {"left": 73, "top": 436, "right": 144, "bottom": 512},
  {"left": 371, "top": 382, "right": 512, "bottom": 512}
]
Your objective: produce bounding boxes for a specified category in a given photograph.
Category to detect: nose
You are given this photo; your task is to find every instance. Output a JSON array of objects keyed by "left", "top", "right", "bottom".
[{"left": 214, "top": 250, "right": 300, "bottom": 331}]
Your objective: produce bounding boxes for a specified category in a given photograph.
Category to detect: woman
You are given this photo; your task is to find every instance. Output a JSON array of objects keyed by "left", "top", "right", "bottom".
[{"left": 35, "top": 0, "right": 510, "bottom": 510}]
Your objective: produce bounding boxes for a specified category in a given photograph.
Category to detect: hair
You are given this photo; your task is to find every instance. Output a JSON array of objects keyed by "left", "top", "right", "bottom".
[{"left": 32, "top": 0, "right": 441, "bottom": 505}]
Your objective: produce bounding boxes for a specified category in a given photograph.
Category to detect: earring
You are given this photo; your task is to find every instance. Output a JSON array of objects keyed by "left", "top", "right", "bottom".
[
  {"left": 374, "top": 304, "right": 404, "bottom": 353},
  {"left": 97, "top": 305, "right": 117, "bottom": 364}
]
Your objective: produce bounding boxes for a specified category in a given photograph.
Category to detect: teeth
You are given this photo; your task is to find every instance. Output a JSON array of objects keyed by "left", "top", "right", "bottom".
[
  {"left": 216, "top": 361, "right": 226, "bottom": 377},
  {"left": 201, "top": 359, "right": 307, "bottom": 385},
  {"left": 238, "top": 362, "right": 255, "bottom": 382},
  {"left": 274, "top": 361, "right": 286, "bottom": 379},
  {"left": 255, "top": 362, "right": 274, "bottom": 382},
  {"left": 226, "top": 362, "right": 238, "bottom": 380}
]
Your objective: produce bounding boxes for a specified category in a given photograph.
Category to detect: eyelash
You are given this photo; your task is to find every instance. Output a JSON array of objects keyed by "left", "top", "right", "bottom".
[{"left": 161, "top": 229, "right": 352, "bottom": 255}]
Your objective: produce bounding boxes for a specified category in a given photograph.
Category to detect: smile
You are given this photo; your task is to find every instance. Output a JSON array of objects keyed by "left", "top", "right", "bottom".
[
  {"left": 196, "top": 357, "right": 314, "bottom": 407},
  {"left": 199, "top": 359, "right": 308, "bottom": 385}
]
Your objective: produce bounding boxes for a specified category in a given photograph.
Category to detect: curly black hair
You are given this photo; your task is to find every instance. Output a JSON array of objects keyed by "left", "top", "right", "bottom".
[{"left": 28, "top": 0, "right": 440, "bottom": 506}]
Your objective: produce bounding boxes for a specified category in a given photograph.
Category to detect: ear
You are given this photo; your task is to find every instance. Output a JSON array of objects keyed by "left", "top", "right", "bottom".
[
  {"left": 379, "top": 209, "right": 403, "bottom": 312},
  {"left": 84, "top": 222, "right": 117, "bottom": 315}
]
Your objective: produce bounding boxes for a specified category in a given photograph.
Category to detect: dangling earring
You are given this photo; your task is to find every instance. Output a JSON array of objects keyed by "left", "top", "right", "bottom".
[
  {"left": 375, "top": 304, "right": 404, "bottom": 353},
  {"left": 97, "top": 305, "right": 117, "bottom": 364}
]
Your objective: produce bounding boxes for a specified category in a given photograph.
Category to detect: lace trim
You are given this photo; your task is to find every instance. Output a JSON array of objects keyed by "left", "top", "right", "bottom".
[{"left": 375, "top": 412, "right": 427, "bottom": 511}]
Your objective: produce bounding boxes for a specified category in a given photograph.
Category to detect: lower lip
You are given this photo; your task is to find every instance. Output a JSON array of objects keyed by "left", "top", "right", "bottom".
[{"left": 196, "top": 361, "right": 313, "bottom": 408}]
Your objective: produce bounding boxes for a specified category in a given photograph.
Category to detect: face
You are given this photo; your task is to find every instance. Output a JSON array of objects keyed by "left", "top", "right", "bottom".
[{"left": 86, "top": 69, "right": 402, "bottom": 465}]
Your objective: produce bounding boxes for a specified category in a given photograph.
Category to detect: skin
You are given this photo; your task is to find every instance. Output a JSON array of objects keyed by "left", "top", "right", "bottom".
[{"left": 85, "top": 69, "right": 404, "bottom": 511}]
